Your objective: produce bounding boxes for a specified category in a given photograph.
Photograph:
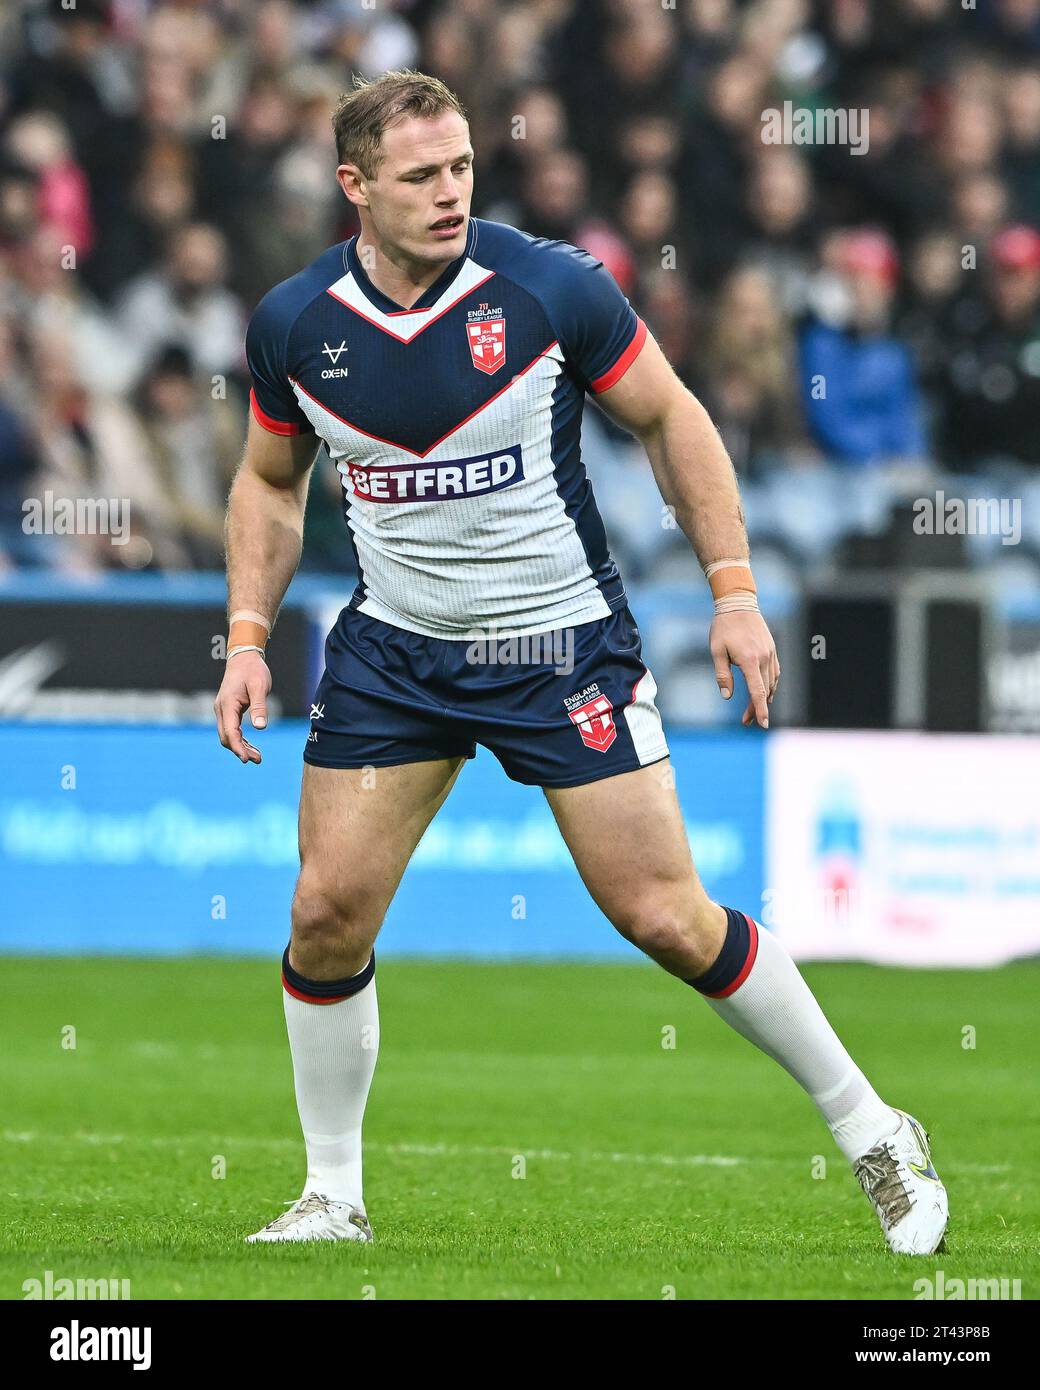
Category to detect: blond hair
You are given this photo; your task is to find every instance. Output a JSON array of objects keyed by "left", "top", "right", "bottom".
[{"left": 332, "top": 70, "right": 467, "bottom": 177}]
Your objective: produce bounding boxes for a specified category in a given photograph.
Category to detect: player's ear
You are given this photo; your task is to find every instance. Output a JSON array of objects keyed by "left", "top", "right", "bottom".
[{"left": 337, "top": 164, "right": 368, "bottom": 209}]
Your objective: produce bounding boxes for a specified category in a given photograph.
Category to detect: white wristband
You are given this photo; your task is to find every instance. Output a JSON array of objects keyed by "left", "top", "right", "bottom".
[
  {"left": 227, "top": 644, "right": 268, "bottom": 661},
  {"left": 704, "top": 558, "right": 752, "bottom": 579},
  {"left": 714, "top": 591, "right": 760, "bottom": 616},
  {"left": 229, "top": 609, "right": 272, "bottom": 632}
]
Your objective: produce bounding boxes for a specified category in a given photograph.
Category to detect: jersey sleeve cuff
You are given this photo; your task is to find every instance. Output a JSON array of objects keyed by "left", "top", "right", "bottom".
[
  {"left": 250, "top": 387, "right": 312, "bottom": 436},
  {"left": 589, "top": 317, "right": 648, "bottom": 394}
]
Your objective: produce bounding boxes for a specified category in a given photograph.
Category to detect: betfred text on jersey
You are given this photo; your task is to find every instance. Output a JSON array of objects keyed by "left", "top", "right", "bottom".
[{"left": 342, "top": 445, "right": 524, "bottom": 504}]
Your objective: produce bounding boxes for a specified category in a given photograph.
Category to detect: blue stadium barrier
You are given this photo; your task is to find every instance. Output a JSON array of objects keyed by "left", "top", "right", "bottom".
[{"left": 0, "top": 724, "right": 765, "bottom": 958}]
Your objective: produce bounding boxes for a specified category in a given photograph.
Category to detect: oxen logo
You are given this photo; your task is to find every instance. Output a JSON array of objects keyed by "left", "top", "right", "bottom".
[
  {"left": 565, "top": 691, "right": 617, "bottom": 753},
  {"left": 321, "top": 340, "right": 349, "bottom": 379},
  {"left": 466, "top": 314, "right": 506, "bottom": 375}
]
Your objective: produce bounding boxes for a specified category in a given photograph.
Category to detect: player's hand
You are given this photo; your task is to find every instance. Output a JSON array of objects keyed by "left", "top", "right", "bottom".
[
  {"left": 214, "top": 651, "right": 271, "bottom": 764},
  {"left": 709, "top": 611, "right": 780, "bottom": 730}
]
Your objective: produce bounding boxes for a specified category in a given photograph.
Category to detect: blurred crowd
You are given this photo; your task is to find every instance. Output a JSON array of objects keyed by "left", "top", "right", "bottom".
[{"left": 1, "top": 0, "right": 1040, "bottom": 578}]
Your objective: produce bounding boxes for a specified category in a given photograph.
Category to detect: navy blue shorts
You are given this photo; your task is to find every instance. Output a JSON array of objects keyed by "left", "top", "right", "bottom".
[{"left": 303, "top": 605, "right": 669, "bottom": 788}]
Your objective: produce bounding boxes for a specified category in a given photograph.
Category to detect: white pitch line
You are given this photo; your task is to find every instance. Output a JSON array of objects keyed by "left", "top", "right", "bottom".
[
  {"left": 373, "top": 1142, "right": 744, "bottom": 1167},
  {"left": 0, "top": 1130, "right": 742, "bottom": 1168},
  {"left": 0, "top": 1130, "right": 1015, "bottom": 1173}
]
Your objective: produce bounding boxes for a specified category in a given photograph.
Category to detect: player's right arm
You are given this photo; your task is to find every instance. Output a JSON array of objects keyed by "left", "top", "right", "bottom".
[
  {"left": 530, "top": 236, "right": 778, "bottom": 729},
  {"left": 214, "top": 416, "right": 318, "bottom": 764}
]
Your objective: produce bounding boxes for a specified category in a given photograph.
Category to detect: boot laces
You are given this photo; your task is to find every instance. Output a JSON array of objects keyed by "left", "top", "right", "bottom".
[
  {"left": 854, "top": 1145, "right": 914, "bottom": 1227},
  {"left": 262, "top": 1192, "right": 336, "bottom": 1232}
]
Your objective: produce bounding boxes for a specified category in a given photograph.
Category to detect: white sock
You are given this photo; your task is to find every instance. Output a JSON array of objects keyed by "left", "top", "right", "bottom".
[
  {"left": 282, "top": 974, "right": 379, "bottom": 1205},
  {"left": 698, "top": 916, "right": 899, "bottom": 1161}
]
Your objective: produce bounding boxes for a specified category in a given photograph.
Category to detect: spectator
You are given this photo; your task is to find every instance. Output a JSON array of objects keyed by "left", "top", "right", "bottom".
[
  {"left": 618, "top": 170, "right": 685, "bottom": 292},
  {"left": 25, "top": 326, "right": 189, "bottom": 573},
  {"left": 951, "top": 171, "right": 1012, "bottom": 257},
  {"left": 934, "top": 223, "right": 1040, "bottom": 468},
  {"left": 1002, "top": 63, "right": 1040, "bottom": 222},
  {"left": 897, "top": 227, "right": 965, "bottom": 419},
  {"left": 136, "top": 345, "right": 242, "bottom": 569},
  {"left": 88, "top": 139, "right": 197, "bottom": 299},
  {"left": 4, "top": 111, "right": 93, "bottom": 257},
  {"left": 677, "top": 53, "right": 770, "bottom": 286},
  {"left": 515, "top": 148, "right": 590, "bottom": 243},
  {"left": 743, "top": 149, "right": 817, "bottom": 316},
  {"left": 800, "top": 230, "right": 928, "bottom": 465},
  {"left": 478, "top": 85, "right": 568, "bottom": 214},
  {"left": 16, "top": 224, "right": 138, "bottom": 396},
  {"left": 700, "top": 265, "right": 808, "bottom": 478},
  {"left": 115, "top": 222, "right": 245, "bottom": 387}
]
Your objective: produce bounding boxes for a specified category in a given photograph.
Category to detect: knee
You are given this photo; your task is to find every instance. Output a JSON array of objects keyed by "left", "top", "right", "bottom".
[
  {"left": 290, "top": 876, "right": 378, "bottom": 974},
  {"left": 617, "top": 904, "right": 690, "bottom": 960},
  {"left": 615, "top": 896, "right": 725, "bottom": 975}
]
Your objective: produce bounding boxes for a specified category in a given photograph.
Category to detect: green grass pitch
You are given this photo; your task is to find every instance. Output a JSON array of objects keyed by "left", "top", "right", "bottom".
[{"left": 1, "top": 956, "right": 1036, "bottom": 1300}]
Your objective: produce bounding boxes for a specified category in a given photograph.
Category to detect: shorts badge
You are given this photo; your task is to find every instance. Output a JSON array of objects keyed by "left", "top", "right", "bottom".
[{"left": 566, "top": 693, "right": 617, "bottom": 753}]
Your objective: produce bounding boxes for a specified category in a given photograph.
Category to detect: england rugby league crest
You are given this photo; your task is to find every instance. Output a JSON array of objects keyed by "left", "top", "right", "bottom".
[
  {"left": 565, "top": 692, "right": 617, "bottom": 753},
  {"left": 466, "top": 303, "right": 506, "bottom": 375}
]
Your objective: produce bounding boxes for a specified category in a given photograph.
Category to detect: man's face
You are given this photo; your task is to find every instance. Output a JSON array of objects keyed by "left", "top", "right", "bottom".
[
  {"left": 342, "top": 111, "right": 473, "bottom": 267},
  {"left": 992, "top": 264, "right": 1040, "bottom": 325}
]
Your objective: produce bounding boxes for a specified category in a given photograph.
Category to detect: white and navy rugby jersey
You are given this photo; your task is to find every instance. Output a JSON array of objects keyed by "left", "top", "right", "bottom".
[{"left": 246, "top": 217, "right": 647, "bottom": 639}]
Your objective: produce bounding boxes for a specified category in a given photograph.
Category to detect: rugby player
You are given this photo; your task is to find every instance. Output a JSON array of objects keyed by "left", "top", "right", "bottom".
[{"left": 214, "top": 71, "right": 947, "bottom": 1254}]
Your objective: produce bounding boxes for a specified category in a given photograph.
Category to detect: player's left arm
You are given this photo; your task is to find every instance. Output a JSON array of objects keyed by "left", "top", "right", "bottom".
[{"left": 595, "top": 329, "right": 780, "bottom": 729}]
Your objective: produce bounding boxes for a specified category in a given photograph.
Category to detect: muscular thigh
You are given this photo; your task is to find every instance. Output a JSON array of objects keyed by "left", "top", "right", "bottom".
[
  {"left": 543, "top": 759, "right": 709, "bottom": 932},
  {"left": 297, "top": 756, "right": 465, "bottom": 929}
]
